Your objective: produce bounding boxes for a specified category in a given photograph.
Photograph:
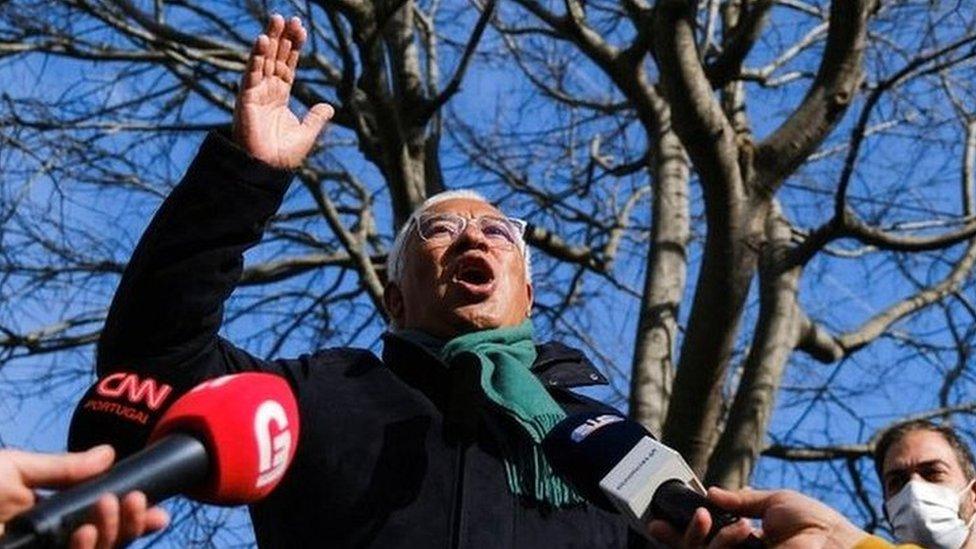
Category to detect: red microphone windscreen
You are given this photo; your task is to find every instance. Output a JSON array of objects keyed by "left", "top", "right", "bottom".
[{"left": 148, "top": 373, "right": 300, "bottom": 505}]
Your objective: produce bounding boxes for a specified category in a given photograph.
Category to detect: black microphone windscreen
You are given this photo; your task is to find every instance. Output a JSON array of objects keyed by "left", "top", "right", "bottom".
[{"left": 542, "top": 412, "right": 649, "bottom": 511}]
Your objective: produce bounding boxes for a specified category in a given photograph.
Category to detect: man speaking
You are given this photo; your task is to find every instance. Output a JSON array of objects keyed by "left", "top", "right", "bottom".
[{"left": 91, "top": 13, "right": 630, "bottom": 548}]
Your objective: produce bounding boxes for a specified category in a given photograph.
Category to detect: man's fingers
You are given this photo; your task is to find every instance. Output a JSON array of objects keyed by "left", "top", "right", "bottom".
[
  {"left": 68, "top": 492, "right": 167, "bottom": 549},
  {"left": 646, "top": 509, "right": 714, "bottom": 548},
  {"left": 243, "top": 34, "right": 270, "bottom": 90},
  {"left": 276, "top": 18, "right": 305, "bottom": 81},
  {"left": 646, "top": 519, "right": 684, "bottom": 548},
  {"left": 145, "top": 506, "right": 170, "bottom": 533},
  {"left": 119, "top": 492, "right": 148, "bottom": 543},
  {"left": 283, "top": 16, "right": 305, "bottom": 52},
  {"left": 706, "top": 518, "right": 757, "bottom": 549},
  {"left": 285, "top": 24, "right": 306, "bottom": 73},
  {"left": 275, "top": 37, "right": 294, "bottom": 83},
  {"left": 249, "top": 16, "right": 305, "bottom": 87},
  {"left": 288, "top": 22, "right": 307, "bottom": 68},
  {"left": 91, "top": 494, "right": 120, "bottom": 549},
  {"left": 263, "top": 39, "right": 277, "bottom": 77},
  {"left": 263, "top": 14, "right": 285, "bottom": 77},
  {"left": 683, "top": 507, "right": 713, "bottom": 548},
  {"left": 265, "top": 13, "right": 285, "bottom": 38},
  {"left": 69, "top": 524, "right": 98, "bottom": 549},
  {"left": 286, "top": 50, "right": 301, "bottom": 75},
  {"left": 249, "top": 33, "right": 271, "bottom": 65},
  {"left": 0, "top": 485, "right": 36, "bottom": 522},
  {"left": 11, "top": 446, "right": 114, "bottom": 489},
  {"left": 301, "top": 103, "right": 335, "bottom": 138},
  {"left": 707, "top": 486, "right": 776, "bottom": 518}
]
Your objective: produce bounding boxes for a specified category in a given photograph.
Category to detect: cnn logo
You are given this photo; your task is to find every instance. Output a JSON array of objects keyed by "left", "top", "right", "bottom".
[{"left": 96, "top": 372, "right": 173, "bottom": 410}]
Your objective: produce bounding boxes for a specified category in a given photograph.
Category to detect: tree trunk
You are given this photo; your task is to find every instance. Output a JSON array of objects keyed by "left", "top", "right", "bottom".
[
  {"left": 705, "top": 203, "right": 803, "bottom": 487},
  {"left": 629, "top": 114, "right": 690, "bottom": 437}
]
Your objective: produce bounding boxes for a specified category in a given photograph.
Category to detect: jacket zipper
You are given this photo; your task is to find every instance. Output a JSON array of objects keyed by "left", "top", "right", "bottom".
[{"left": 449, "top": 444, "right": 466, "bottom": 549}]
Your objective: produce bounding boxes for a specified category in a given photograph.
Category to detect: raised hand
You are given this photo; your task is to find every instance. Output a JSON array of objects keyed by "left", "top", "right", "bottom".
[{"left": 233, "top": 14, "right": 334, "bottom": 169}]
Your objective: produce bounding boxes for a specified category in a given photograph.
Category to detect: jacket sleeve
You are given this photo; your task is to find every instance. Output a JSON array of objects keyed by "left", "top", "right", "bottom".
[
  {"left": 852, "top": 535, "right": 922, "bottom": 549},
  {"left": 97, "top": 131, "right": 302, "bottom": 388}
]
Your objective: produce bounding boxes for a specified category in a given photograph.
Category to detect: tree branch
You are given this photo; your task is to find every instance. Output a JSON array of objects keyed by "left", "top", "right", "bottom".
[
  {"left": 653, "top": 0, "right": 743, "bottom": 195},
  {"left": 704, "top": 0, "right": 774, "bottom": 89},
  {"left": 705, "top": 205, "right": 805, "bottom": 487},
  {"left": 298, "top": 170, "right": 387, "bottom": 312},
  {"left": 419, "top": 0, "right": 496, "bottom": 120},
  {"left": 833, "top": 32, "right": 976, "bottom": 218},
  {"left": 525, "top": 224, "right": 608, "bottom": 273},
  {"left": 753, "top": 0, "right": 875, "bottom": 195},
  {"left": 762, "top": 401, "right": 976, "bottom": 461},
  {"left": 795, "top": 313, "right": 844, "bottom": 363},
  {"left": 629, "top": 119, "right": 690, "bottom": 438},
  {"left": 239, "top": 252, "right": 386, "bottom": 286},
  {"left": 838, "top": 236, "right": 976, "bottom": 354}
]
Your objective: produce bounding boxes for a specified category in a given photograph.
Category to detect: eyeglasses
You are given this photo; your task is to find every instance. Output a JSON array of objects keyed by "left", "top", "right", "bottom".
[{"left": 414, "top": 213, "right": 527, "bottom": 250}]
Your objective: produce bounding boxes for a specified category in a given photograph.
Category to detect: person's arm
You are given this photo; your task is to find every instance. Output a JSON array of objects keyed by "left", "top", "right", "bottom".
[
  {"left": 97, "top": 15, "right": 333, "bottom": 383},
  {"left": 646, "top": 487, "right": 915, "bottom": 549},
  {"left": 0, "top": 446, "right": 168, "bottom": 549}
]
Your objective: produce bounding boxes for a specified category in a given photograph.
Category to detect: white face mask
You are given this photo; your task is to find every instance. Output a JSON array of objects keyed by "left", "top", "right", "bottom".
[{"left": 885, "top": 479, "right": 976, "bottom": 549}]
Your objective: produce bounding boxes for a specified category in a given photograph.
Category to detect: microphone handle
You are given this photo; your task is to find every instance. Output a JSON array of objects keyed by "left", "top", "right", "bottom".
[
  {"left": 651, "top": 479, "right": 764, "bottom": 549},
  {"left": 0, "top": 434, "right": 209, "bottom": 549}
]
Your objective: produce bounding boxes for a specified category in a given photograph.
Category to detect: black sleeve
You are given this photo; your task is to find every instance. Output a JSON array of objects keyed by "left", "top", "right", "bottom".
[{"left": 97, "top": 131, "right": 301, "bottom": 388}]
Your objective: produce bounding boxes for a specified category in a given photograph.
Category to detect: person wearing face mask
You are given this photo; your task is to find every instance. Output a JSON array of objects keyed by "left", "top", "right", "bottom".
[
  {"left": 875, "top": 420, "right": 976, "bottom": 549},
  {"left": 647, "top": 419, "right": 976, "bottom": 549}
]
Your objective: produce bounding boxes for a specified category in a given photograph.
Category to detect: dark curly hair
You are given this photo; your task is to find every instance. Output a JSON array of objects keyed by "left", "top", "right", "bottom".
[{"left": 874, "top": 419, "right": 976, "bottom": 496}]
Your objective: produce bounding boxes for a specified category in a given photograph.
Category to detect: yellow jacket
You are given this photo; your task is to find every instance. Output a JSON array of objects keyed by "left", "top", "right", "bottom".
[{"left": 853, "top": 535, "right": 922, "bottom": 548}]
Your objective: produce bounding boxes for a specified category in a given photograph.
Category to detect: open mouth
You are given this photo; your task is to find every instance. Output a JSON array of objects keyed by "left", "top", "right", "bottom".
[{"left": 451, "top": 256, "right": 496, "bottom": 293}]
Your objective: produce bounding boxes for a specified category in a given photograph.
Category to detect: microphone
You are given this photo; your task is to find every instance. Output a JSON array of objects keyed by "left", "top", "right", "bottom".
[
  {"left": 542, "top": 412, "right": 763, "bottom": 548},
  {"left": 0, "top": 373, "right": 300, "bottom": 549}
]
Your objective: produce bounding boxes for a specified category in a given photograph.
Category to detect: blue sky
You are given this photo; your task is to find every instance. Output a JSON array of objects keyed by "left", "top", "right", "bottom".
[{"left": 2, "top": 1, "right": 975, "bottom": 545}]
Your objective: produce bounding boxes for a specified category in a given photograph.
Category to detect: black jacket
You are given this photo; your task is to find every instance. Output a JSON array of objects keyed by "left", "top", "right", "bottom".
[{"left": 96, "top": 132, "right": 634, "bottom": 548}]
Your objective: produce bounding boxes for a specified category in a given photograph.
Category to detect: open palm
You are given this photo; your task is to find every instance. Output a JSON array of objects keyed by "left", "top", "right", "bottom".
[{"left": 233, "top": 15, "right": 333, "bottom": 169}]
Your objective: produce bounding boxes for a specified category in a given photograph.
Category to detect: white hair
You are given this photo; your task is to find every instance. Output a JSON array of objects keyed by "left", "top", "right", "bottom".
[{"left": 385, "top": 189, "right": 533, "bottom": 285}]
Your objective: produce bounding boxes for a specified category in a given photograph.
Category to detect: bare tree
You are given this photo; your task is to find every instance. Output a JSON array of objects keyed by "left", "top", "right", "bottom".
[
  {"left": 458, "top": 0, "right": 976, "bottom": 521},
  {"left": 2, "top": 0, "right": 976, "bottom": 543}
]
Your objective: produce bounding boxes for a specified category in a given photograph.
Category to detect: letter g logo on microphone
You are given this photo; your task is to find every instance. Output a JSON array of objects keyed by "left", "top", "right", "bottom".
[
  {"left": 254, "top": 400, "right": 292, "bottom": 488},
  {"left": 148, "top": 372, "right": 300, "bottom": 503}
]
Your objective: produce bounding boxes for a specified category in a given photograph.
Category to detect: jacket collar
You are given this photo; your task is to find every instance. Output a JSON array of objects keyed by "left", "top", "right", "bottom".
[
  {"left": 531, "top": 340, "right": 609, "bottom": 388},
  {"left": 380, "top": 331, "right": 608, "bottom": 394}
]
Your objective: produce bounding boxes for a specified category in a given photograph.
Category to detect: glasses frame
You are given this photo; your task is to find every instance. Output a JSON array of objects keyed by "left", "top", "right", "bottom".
[{"left": 413, "top": 212, "right": 528, "bottom": 251}]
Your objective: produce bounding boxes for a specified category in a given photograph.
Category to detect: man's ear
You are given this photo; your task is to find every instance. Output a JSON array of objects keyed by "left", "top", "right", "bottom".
[
  {"left": 525, "top": 283, "right": 534, "bottom": 317},
  {"left": 965, "top": 477, "right": 976, "bottom": 517},
  {"left": 383, "top": 282, "right": 405, "bottom": 325}
]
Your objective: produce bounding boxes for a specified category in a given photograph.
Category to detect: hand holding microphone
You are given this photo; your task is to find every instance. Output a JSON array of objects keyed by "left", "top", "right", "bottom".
[
  {"left": 542, "top": 412, "right": 764, "bottom": 548},
  {"left": 0, "top": 446, "right": 168, "bottom": 549},
  {"left": 543, "top": 412, "right": 879, "bottom": 549},
  {"left": 647, "top": 487, "right": 870, "bottom": 549},
  {"left": 0, "top": 372, "right": 300, "bottom": 548}
]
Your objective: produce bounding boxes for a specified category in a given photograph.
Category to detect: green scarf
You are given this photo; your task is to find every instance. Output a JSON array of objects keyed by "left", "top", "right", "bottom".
[{"left": 439, "top": 320, "right": 581, "bottom": 507}]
